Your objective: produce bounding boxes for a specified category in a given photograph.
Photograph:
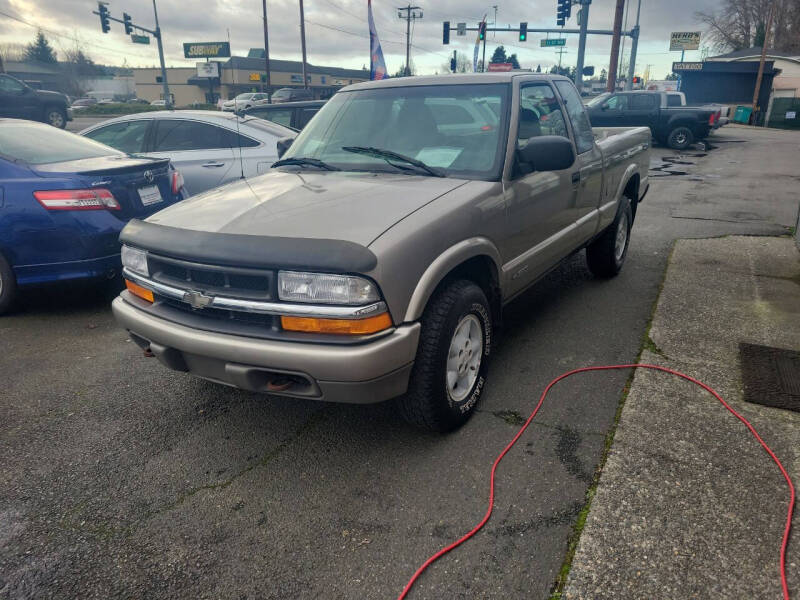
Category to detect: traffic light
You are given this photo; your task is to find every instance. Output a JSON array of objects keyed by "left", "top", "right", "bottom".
[
  {"left": 443, "top": 21, "right": 450, "bottom": 45},
  {"left": 478, "top": 21, "right": 486, "bottom": 41},
  {"left": 123, "top": 12, "right": 133, "bottom": 35},
  {"left": 450, "top": 57, "right": 456, "bottom": 72},
  {"left": 519, "top": 22, "right": 527, "bottom": 42},
  {"left": 556, "top": 0, "right": 571, "bottom": 26},
  {"left": 98, "top": 2, "right": 110, "bottom": 33}
]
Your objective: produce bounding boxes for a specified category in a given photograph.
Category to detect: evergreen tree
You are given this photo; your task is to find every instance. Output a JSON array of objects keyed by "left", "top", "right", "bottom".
[
  {"left": 25, "top": 30, "right": 57, "bottom": 64},
  {"left": 509, "top": 54, "right": 521, "bottom": 69},
  {"left": 490, "top": 46, "right": 508, "bottom": 64}
]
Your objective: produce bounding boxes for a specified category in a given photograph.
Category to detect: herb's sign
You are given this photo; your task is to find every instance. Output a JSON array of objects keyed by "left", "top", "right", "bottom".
[
  {"left": 183, "top": 42, "right": 231, "bottom": 59},
  {"left": 669, "top": 31, "right": 701, "bottom": 51}
]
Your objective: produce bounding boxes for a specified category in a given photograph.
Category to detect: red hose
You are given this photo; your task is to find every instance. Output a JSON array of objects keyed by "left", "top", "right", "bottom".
[{"left": 397, "top": 364, "right": 795, "bottom": 600}]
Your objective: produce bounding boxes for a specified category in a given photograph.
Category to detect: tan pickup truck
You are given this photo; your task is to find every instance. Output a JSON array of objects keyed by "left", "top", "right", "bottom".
[{"left": 113, "top": 73, "right": 650, "bottom": 432}]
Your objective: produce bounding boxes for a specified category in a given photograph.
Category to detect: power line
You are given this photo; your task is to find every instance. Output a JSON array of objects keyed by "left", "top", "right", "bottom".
[{"left": 0, "top": 8, "right": 157, "bottom": 62}]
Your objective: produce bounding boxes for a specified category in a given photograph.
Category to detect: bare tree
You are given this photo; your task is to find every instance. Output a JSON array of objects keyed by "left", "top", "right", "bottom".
[
  {"left": 697, "top": 0, "right": 799, "bottom": 53},
  {"left": 440, "top": 51, "right": 475, "bottom": 73},
  {"left": 0, "top": 43, "right": 28, "bottom": 63}
]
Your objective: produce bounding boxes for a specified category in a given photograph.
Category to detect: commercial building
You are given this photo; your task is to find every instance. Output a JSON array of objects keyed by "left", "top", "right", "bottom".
[{"left": 133, "top": 53, "right": 369, "bottom": 105}]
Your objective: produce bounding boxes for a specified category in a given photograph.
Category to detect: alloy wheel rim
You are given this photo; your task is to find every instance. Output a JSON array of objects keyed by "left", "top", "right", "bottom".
[
  {"left": 50, "top": 112, "right": 64, "bottom": 127},
  {"left": 675, "top": 132, "right": 687, "bottom": 145},
  {"left": 614, "top": 211, "right": 628, "bottom": 262},
  {"left": 446, "top": 314, "right": 484, "bottom": 402}
]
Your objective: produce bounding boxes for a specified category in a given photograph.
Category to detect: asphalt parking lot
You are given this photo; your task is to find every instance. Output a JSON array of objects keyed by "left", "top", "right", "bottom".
[{"left": 1, "top": 126, "right": 798, "bottom": 599}]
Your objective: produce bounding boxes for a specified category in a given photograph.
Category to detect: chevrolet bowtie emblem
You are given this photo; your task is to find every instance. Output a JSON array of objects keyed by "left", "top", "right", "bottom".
[{"left": 183, "top": 290, "right": 214, "bottom": 309}]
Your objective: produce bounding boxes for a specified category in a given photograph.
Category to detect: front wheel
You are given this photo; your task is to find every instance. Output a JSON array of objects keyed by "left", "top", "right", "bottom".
[
  {"left": 399, "top": 279, "right": 493, "bottom": 432},
  {"left": 586, "top": 197, "right": 633, "bottom": 278},
  {"left": 667, "top": 126, "right": 693, "bottom": 150},
  {"left": 44, "top": 106, "right": 67, "bottom": 129},
  {"left": 0, "top": 253, "right": 18, "bottom": 315}
]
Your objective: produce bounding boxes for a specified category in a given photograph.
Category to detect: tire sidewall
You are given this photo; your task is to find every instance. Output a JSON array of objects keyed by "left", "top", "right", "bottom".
[
  {"left": 0, "top": 253, "right": 17, "bottom": 315},
  {"left": 439, "top": 292, "right": 492, "bottom": 418},
  {"left": 45, "top": 107, "right": 66, "bottom": 129},
  {"left": 668, "top": 126, "right": 692, "bottom": 150},
  {"left": 614, "top": 199, "right": 633, "bottom": 270}
]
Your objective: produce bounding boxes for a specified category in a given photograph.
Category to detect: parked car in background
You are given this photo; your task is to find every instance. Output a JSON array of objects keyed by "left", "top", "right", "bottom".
[
  {"left": 0, "top": 119, "right": 186, "bottom": 314},
  {"left": 80, "top": 111, "right": 295, "bottom": 195},
  {"left": 0, "top": 73, "right": 73, "bottom": 128},
  {"left": 221, "top": 93, "right": 270, "bottom": 112},
  {"left": 244, "top": 100, "right": 326, "bottom": 130},
  {"left": 586, "top": 90, "right": 720, "bottom": 150},
  {"left": 271, "top": 87, "right": 314, "bottom": 103},
  {"left": 112, "top": 73, "right": 650, "bottom": 432},
  {"left": 150, "top": 99, "right": 167, "bottom": 106},
  {"left": 71, "top": 98, "right": 99, "bottom": 111}
]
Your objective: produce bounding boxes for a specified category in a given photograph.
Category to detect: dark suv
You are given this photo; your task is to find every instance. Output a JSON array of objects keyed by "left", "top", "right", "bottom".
[
  {"left": 244, "top": 100, "right": 326, "bottom": 130},
  {"left": 271, "top": 87, "right": 314, "bottom": 103},
  {"left": 0, "top": 74, "right": 72, "bottom": 128}
]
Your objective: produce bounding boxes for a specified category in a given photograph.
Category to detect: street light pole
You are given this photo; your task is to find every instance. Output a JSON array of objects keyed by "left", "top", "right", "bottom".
[
  {"left": 299, "top": 0, "right": 308, "bottom": 89},
  {"left": 262, "top": 0, "right": 272, "bottom": 101},
  {"left": 575, "top": 0, "right": 590, "bottom": 94},
  {"left": 152, "top": 0, "right": 171, "bottom": 107},
  {"left": 625, "top": 0, "right": 641, "bottom": 90}
]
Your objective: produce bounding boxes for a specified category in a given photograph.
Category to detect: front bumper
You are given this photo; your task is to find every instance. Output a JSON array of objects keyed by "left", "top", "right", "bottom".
[{"left": 112, "top": 296, "right": 421, "bottom": 404}]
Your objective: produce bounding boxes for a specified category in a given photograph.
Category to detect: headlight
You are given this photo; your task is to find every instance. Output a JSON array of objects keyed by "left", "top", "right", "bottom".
[
  {"left": 121, "top": 245, "right": 148, "bottom": 277},
  {"left": 278, "top": 271, "right": 380, "bottom": 305}
]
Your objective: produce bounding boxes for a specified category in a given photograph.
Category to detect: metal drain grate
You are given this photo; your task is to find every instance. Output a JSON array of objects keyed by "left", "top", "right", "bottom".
[{"left": 740, "top": 343, "right": 800, "bottom": 413}]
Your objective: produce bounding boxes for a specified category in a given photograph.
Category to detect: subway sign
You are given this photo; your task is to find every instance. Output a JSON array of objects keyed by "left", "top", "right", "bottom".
[{"left": 183, "top": 42, "right": 231, "bottom": 59}]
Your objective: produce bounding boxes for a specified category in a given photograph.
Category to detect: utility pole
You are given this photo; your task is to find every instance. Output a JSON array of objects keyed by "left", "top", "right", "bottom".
[
  {"left": 556, "top": 47, "right": 568, "bottom": 69},
  {"left": 299, "top": 0, "right": 308, "bottom": 89},
  {"left": 624, "top": 0, "right": 641, "bottom": 90},
  {"left": 575, "top": 0, "right": 590, "bottom": 94},
  {"left": 752, "top": 0, "right": 775, "bottom": 119},
  {"left": 150, "top": 0, "right": 171, "bottom": 107},
  {"left": 262, "top": 0, "right": 272, "bottom": 101},
  {"left": 398, "top": 5, "right": 422, "bottom": 76},
  {"left": 606, "top": 0, "right": 625, "bottom": 92}
]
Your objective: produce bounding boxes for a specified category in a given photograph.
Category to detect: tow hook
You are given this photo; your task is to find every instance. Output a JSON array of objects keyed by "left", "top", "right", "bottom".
[{"left": 143, "top": 346, "right": 154, "bottom": 358}]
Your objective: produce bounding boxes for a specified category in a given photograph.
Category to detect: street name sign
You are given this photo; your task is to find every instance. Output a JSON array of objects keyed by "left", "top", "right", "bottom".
[{"left": 541, "top": 38, "right": 566, "bottom": 47}]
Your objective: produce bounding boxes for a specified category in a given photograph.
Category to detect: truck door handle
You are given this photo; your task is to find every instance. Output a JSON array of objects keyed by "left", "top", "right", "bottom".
[
  {"left": 202, "top": 161, "right": 225, "bottom": 168},
  {"left": 571, "top": 172, "right": 581, "bottom": 184}
]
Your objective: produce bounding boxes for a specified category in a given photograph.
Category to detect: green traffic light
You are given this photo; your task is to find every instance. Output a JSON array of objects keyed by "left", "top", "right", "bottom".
[{"left": 520, "top": 34, "right": 526, "bottom": 41}]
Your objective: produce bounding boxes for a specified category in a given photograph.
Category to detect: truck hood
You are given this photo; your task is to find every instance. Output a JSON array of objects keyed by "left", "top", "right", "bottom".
[{"left": 145, "top": 170, "right": 469, "bottom": 247}]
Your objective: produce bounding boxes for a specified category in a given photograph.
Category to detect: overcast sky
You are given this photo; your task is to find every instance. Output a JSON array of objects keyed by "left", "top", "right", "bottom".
[{"left": 1, "top": 0, "right": 723, "bottom": 79}]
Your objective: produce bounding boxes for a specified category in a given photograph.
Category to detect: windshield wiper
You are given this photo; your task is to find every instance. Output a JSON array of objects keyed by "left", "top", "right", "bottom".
[
  {"left": 341, "top": 146, "right": 445, "bottom": 178},
  {"left": 271, "top": 157, "right": 340, "bottom": 171}
]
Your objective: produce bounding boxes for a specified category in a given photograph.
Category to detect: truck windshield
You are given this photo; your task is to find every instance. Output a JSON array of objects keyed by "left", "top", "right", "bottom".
[{"left": 281, "top": 83, "right": 510, "bottom": 180}]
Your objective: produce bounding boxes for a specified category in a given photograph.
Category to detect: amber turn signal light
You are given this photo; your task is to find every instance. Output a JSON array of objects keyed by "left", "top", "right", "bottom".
[
  {"left": 281, "top": 312, "right": 392, "bottom": 335},
  {"left": 125, "top": 279, "right": 154, "bottom": 303}
]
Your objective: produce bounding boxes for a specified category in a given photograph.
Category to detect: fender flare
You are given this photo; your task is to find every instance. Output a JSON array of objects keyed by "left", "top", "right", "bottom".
[
  {"left": 614, "top": 163, "right": 641, "bottom": 204},
  {"left": 403, "top": 237, "right": 502, "bottom": 323}
]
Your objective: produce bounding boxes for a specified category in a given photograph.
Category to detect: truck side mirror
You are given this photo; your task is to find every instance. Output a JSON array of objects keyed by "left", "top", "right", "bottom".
[
  {"left": 517, "top": 135, "right": 575, "bottom": 172},
  {"left": 276, "top": 136, "right": 295, "bottom": 158}
]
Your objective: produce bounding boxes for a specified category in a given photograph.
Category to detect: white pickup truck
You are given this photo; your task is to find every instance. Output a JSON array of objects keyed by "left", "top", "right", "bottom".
[{"left": 113, "top": 73, "right": 650, "bottom": 432}]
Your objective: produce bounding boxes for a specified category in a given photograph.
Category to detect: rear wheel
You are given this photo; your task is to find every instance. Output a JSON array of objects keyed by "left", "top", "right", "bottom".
[
  {"left": 0, "top": 253, "right": 18, "bottom": 315},
  {"left": 44, "top": 106, "right": 67, "bottom": 129},
  {"left": 667, "top": 126, "right": 693, "bottom": 150},
  {"left": 586, "top": 197, "right": 633, "bottom": 278},
  {"left": 399, "top": 279, "right": 492, "bottom": 432}
]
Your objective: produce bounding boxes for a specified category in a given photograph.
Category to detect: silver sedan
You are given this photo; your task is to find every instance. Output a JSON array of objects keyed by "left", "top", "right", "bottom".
[{"left": 80, "top": 111, "right": 294, "bottom": 196}]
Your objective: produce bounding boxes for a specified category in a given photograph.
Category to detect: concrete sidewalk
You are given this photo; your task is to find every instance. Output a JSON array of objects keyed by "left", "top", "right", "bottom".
[{"left": 563, "top": 236, "right": 800, "bottom": 599}]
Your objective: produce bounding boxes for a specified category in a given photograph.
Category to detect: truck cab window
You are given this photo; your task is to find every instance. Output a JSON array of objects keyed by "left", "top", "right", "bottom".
[
  {"left": 518, "top": 84, "right": 568, "bottom": 145},
  {"left": 555, "top": 81, "right": 594, "bottom": 154},
  {"left": 605, "top": 95, "right": 628, "bottom": 110}
]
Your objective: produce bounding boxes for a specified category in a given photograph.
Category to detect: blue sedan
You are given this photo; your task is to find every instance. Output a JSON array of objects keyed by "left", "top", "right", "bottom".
[{"left": 0, "top": 119, "right": 186, "bottom": 314}]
